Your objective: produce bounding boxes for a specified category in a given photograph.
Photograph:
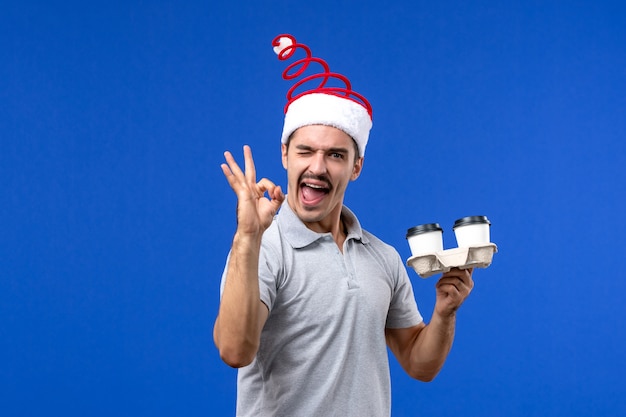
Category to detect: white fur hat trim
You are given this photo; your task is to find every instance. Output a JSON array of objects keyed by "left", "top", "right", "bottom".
[{"left": 281, "top": 93, "right": 372, "bottom": 157}]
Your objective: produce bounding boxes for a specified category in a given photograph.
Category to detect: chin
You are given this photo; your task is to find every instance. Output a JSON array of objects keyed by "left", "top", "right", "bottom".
[{"left": 296, "top": 206, "right": 326, "bottom": 223}]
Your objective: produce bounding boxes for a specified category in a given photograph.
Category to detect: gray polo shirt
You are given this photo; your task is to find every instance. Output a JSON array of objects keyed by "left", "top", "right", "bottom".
[{"left": 223, "top": 202, "right": 423, "bottom": 417}]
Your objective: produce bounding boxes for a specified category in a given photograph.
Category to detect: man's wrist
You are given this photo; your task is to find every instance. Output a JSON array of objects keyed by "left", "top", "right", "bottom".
[
  {"left": 432, "top": 308, "right": 457, "bottom": 326},
  {"left": 233, "top": 230, "right": 263, "bottom": 248}
]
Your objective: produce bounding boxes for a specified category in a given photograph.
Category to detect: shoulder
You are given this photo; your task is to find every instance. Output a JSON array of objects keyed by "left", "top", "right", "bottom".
[
  {"left": 362, "top": 228, "right": 402, "bottom": 257},
  {"left": 356, "top": 228, "right": 407, "bottom": 277}
]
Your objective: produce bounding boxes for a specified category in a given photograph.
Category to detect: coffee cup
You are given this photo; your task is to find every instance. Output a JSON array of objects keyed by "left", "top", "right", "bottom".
[
  {"left": 406, "top": 223, "right": 444, "bottom": 256},
  {"left": 453, "top": 216, "right": 491, "bottom": 247}
]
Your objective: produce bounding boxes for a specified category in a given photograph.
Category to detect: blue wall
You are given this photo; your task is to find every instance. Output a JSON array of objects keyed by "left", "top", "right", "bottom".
[{"left": 2, "top": 1, "right": 625, "bottom": 415}]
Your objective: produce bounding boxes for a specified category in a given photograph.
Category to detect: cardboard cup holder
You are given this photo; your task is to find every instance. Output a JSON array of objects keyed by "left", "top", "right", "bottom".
[{"left": 406, "top": 243, "right": 498, "bottom": 279}]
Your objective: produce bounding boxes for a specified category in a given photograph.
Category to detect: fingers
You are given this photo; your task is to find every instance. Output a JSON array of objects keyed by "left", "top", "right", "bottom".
[
  {"left": 222, "top": 146, "right": 257, "bottom": 191},
  {"left": 257, "top": 178, "right": 281, "bottom": 196},
  {"left": 437, "top": 268, "right": 474, "bottom": 295},
  {"left": 221, "top": 160, "right": 238, "bottom": 189},
  {"left": 243, "top": 145, "right": 257, "bottom": 184},
  {"left": 222, "top": 151, "right": 243, "bottom": 190},
  {"left": 223, "top": 150, "right": 243, "bottom": 178},
  {"left": 270, "top": 185, "right": 285, "bottom": 203},
  {"left": 257, "top": 178, "right": 285, "bottom": 208},
  {"left": 434, "top": 268, "right": 474, "bottom": 315},
  {"left": 440, "top": 267, "right": 473, "bottom": 283},
  {"left": 269, "top": 185, "right": 285, "bottom": 211},
  {"left": 221, "top": 147, "right": 284, "bottom": 207}
]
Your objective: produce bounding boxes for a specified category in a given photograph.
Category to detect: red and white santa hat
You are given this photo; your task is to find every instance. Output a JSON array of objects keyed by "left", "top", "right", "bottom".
[{"left": 272, "top": 34, "right": 373, "bottom": 157}]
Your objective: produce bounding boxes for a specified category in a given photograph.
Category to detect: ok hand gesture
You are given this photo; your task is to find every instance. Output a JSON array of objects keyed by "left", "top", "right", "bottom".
[{"left": 221, "top": 145, "right": 285, "bottom": 236}]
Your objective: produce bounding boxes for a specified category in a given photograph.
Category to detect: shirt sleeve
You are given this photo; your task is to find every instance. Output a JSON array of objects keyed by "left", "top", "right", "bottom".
[
  {"left": 385, "top": 250, "right": 423, "bottom": 329},
  {"left": 257, "top": 236, "right": 282, "bottom": 312}
]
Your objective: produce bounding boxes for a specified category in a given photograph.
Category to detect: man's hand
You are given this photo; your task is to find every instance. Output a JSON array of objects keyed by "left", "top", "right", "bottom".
[
  {"left": 434, "top": 267, "right": 474, "bottom": 317},
  {"left": 221, "top": 145, "right": 285, "bottom": 235},
  {"left": 215, "top": 145, "right": 280, "bottom": 368}
]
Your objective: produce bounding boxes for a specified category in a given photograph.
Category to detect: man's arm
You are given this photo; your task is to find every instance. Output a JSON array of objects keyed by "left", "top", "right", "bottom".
[
  {"left": 386, "top": 268, "right": 474, "bottom": 381},
  {"left": 213, "top": 146, "right": 284, "bottom": 368}
]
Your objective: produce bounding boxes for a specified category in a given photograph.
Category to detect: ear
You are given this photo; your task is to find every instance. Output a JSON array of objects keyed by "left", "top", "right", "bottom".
[
  {"left": 281, "top": 143, "right": 288, "bottom": 170},
  {"left": 350, "top": 156, "right": 364, "bottom": 181}
]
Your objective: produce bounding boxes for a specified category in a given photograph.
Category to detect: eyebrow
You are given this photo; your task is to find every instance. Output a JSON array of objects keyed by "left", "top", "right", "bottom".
[{"left": 294, "top": 144, "right": 350, "bottom": 154}]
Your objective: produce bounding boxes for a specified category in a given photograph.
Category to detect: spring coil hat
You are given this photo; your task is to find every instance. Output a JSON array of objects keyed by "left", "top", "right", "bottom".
[{"left": 272, "top": 34, "right": 373, "bottom": 157}]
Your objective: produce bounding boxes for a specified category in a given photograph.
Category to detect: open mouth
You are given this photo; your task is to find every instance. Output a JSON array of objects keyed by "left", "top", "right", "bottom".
[{"left": 300, "top": 181, "right": 330, "bottom": 206}]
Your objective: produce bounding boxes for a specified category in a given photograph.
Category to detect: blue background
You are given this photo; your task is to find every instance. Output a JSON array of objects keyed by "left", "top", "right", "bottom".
[{"left": 2, "top": 1, "right": 625, "bottom": 416}]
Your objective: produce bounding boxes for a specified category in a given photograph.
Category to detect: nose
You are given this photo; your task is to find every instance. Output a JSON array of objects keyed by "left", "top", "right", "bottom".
[{"left": 309, "top": 151, "right": 327, "bottom": 175}]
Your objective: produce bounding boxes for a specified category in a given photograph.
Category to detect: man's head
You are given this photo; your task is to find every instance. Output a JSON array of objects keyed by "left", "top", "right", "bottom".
[
  {"left": 273, "top": 34, "right": 372, "bottom": 230},
  {"left": 282, "top": 125, "right": 363, "bottom": 230}
]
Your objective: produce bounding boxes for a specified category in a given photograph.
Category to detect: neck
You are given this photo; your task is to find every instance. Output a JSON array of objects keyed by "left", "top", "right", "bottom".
[
  {"left": 290, "top": 200, "right": 347, "bottom": 251},
  {"left": 328, "top": 215, "right": 347, "bottom": 252},
  {"left": 304, "top": 210, "right": 345, "bottom": 238}
]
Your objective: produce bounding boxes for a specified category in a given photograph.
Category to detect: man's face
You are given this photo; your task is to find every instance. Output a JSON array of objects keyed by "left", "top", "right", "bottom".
[{"left": 282, "top": 124, "right": 363, "bottom": 231}]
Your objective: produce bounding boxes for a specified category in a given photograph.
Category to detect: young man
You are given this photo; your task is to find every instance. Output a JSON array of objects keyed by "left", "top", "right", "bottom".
[{"left": 214, "top": 35, "right": 474, "bottom": 416}]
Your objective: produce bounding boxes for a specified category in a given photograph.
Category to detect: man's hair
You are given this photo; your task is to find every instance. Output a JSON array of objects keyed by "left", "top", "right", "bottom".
[{"left": 285, "top": 131, "right": 361, "bottom": 164}]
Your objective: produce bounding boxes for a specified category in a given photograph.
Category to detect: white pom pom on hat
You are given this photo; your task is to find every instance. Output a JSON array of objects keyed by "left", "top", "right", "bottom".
[
  {"left": 273, "top": 36, "right": 293, "bottom": 56},
  {"left": 272, "top": 34, "right": 373, "bottom": 157}
]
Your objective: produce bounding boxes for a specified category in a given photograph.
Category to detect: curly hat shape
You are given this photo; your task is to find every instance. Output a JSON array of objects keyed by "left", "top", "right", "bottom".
[{"left": 273, "top": 34, "right": 373, "bottom": 157}]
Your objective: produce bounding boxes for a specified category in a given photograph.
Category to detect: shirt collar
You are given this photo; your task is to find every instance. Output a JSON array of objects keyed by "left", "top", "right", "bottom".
[{"left": 277, "top": 199, "right": 368, "bottom": 249}]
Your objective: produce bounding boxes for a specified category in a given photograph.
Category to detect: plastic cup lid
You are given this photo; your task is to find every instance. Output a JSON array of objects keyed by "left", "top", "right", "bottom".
[
  {"left": 453, "top": 215, "right": 491, "bottom": 229},
  {"left": 406, "top": 223, "right": 443, "bottom": 239}
]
